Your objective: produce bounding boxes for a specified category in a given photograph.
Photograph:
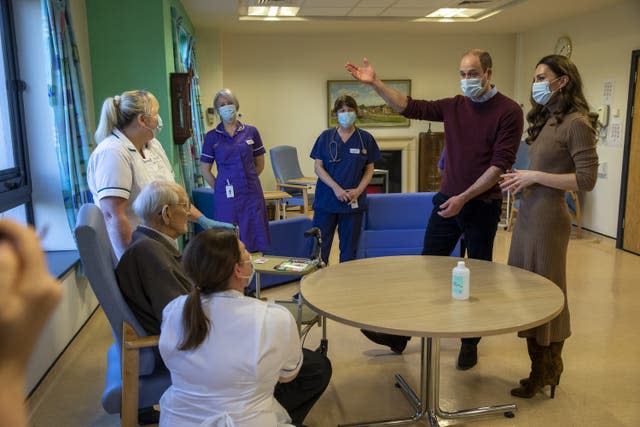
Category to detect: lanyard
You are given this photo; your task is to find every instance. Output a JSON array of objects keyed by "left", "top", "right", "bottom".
[{"left": 329, "top": 128, "right": 366, "bottom": 163}]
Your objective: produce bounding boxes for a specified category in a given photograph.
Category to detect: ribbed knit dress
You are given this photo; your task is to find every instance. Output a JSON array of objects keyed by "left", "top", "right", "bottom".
[{"left": 508, "top": 100, "right": 598, "bottom": 346}]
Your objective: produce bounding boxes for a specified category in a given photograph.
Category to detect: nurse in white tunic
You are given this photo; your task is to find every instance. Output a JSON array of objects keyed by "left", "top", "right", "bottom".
[
  {"left": 87, "top": 90, "right": 232, "bottom": 258},
  {"left": 159, "top": 229, "right": 304, "bottom": 427}
]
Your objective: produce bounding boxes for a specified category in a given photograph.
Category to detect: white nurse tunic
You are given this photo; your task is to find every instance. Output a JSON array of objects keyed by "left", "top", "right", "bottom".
[
  {"left": 159, "top": 290, "right": 303, "bottom": 427},
  {"left": 87, "top": 129, "right": 174, "bottom": 253}
]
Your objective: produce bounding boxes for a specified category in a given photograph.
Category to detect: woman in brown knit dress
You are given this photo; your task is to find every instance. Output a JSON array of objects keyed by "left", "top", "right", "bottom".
[{"left": 500, "top": 54, "right": 598, "bottom": 399}]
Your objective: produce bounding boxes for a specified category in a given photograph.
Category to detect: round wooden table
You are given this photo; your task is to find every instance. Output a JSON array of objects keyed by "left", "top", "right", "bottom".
[{"left": 301, "top": 255, "right": 565, "bottom": 427}]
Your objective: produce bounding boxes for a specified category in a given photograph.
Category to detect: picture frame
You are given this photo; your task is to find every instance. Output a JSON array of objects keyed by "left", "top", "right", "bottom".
[{"left": 327, "top": 79, "right": 411, "bottom": 128}]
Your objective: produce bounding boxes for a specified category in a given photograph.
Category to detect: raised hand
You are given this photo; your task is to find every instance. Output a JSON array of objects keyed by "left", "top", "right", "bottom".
[
  {"left": 345, "top": 57, "right": 376, "bottom": 84},
  {"left": 0, "top": 220, "right": 62, "bottom": 369}
]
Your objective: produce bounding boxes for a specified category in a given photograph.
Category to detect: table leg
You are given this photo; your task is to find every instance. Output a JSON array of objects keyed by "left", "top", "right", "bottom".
[
  {"left": 255, "top": 272, "right": 261, "bottom": 299},
  {"left": 339, "top": 337, "right": 517, "bottom": 427},
  {"left": 428, "top": 338, "right": 517, "bottom": 421},
  {"left": 274, "top": 200, "right": 281, "bottom": 220}
]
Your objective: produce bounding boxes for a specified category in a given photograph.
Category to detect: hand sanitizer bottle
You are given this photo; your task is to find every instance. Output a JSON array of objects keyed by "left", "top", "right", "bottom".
[{"left": 452, "top": 261, "right": 470, "bottom": 300}]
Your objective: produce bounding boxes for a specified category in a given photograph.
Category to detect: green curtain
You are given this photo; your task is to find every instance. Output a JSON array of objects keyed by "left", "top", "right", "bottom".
[
  {"left": 171, "top": 9, "right": 205, "bottom": 196},
  {"left": 42, "top": 0, "right": 93, "bottom": 230}
]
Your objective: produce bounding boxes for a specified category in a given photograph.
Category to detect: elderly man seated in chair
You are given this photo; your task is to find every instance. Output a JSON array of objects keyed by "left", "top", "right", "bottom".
[
  {"left": 116, "top": 180, "right": 193, "bottom": 335},
  {"left": 116, "top": 180, "right": 332, "bottom": 426}
]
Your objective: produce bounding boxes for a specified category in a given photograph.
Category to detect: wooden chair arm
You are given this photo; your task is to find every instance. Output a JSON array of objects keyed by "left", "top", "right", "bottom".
[
  {"left": 123, "top": 334, "right": 159, "bottom": 350},
  {"left": 122, "top": 322, "right": 159, "bottom": 427},
  {"left": 277, "top": 183, "right": 307, "bottom": 190},
  {"left": 275, "top": 183, "right": 310, "bottom": 215}
]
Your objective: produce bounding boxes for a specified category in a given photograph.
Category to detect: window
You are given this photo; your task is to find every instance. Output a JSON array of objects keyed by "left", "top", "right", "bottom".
[{"left": 0, "top": 0, "right": 32, "bottom": 221}]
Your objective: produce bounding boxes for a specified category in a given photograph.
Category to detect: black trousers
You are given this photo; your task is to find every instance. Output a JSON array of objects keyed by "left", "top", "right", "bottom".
[
  {"left": 274, "top": 348, "right": 332, "bottom": 424},
  {"left": 422, "top": 192, "right": 502, "bottom": 346}
]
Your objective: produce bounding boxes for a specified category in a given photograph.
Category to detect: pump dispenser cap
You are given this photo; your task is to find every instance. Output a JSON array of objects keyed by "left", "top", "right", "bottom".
[{"left": 458, "top": 261, "right": 465, "bottom": 267}]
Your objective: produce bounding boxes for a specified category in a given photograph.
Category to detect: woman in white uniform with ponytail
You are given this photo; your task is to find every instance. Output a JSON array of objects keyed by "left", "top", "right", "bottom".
[{"left": 87, "top": 89, "right": 232, "bottom": 258}]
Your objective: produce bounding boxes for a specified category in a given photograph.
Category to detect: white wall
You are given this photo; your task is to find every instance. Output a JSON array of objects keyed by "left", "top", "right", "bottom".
[
  {"left": 515, "top": 0, "right": 640, "bottom": 237},
  {"left": 202, "top": 32, "right": 517, "bottom": 191}
]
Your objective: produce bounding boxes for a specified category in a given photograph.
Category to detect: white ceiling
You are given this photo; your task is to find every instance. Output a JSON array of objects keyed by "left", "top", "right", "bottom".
[{"left": 181, "top": 0, "right": 626, "bottom": 34}]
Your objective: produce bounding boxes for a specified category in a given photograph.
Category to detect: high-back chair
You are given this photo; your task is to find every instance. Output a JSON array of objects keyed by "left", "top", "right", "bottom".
[
  {"left": 506, "top": 141, "right": 531, "bottom": 231},
  {"left": 270, "top": 145, "right": 315, "bottom": 215},
  {"left": 566, "top": 190, "right": 582, "bottom": 238},
  {"left": 74, "top": 204, "right": 171, "bottom": 427}
]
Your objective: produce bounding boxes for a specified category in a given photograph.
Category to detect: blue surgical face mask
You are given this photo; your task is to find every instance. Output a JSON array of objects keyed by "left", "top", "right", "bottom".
[
  {"left": 532, "top": 77, "right": 560, "bottom": 106},
  {"left": 218, "top": 104, "right": 237, "bottom": 122},
  {"left": 460, "top": 78, "right": 484, "bottom": 98},
  {"left": 337, "top": 111, "right": 357, "bottom": 128}
]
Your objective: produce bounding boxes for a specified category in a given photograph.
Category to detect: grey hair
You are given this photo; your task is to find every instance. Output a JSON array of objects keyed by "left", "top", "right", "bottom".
[
  {"left": 132, "top": 180, "right": 187, "bottom": 224},
  {"left": 94, "top": 90, "right": 158, "bottom": 143},
  {"left": 213, "top": 88, "right": 239, "bottom": 114}
]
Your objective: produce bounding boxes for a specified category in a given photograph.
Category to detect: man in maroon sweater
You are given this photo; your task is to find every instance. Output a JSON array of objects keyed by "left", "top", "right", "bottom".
[{"left": 346, "top": 49, "right": 523, "bottom": 370}]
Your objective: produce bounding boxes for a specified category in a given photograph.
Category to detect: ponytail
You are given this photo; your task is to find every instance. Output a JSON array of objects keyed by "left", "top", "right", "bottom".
[
  {"left": 178, "top": 286, "right": 210, "bottom": 351},
  {"left": 178, "top": 229, "right": 240, "bottom": 351},
  {"left": 94, "top": 97, "right": 119, "bottom": 143}
]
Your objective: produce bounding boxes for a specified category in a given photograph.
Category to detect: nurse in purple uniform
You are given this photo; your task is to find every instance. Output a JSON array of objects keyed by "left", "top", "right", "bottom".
[{"left": 199, "top": 89, "right": 270, "bottom": 252}]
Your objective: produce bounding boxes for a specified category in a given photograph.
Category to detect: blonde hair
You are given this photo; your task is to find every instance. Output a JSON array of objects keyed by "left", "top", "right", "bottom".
[{"left": 94, "top": 90, "right": 158, "bottom": 143}]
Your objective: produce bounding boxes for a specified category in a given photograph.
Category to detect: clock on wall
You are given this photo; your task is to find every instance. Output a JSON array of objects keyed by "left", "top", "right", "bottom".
[{"left": 555, "top": 35, "right": 573, "bottom": 58}]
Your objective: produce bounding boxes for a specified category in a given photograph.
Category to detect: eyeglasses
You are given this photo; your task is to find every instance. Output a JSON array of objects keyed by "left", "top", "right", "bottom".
[
  {"left": 172, "top": 202, "right": 191, "bottom": 212},
  {"left": 159, "top": 201, "right": 191, "bottom": 215}
]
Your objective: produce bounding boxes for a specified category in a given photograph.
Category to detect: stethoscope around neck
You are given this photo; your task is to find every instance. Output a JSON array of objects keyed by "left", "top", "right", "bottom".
[{"left": 329, "top": 127, "right": 366, "bottom": 163}]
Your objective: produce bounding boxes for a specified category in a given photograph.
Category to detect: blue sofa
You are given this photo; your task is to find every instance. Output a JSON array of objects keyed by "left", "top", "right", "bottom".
[{"left": 356, "top": 192, "right": 462, "bottom": 259}]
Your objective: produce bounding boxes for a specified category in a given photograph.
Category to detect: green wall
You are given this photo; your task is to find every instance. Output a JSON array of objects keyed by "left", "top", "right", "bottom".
[{"left": 86, "top": 0, "right": 194, "bottom": 184}]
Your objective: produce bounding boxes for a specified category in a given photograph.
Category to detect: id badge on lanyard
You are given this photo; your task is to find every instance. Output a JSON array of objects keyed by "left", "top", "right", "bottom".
[{"left": 225, "top": 179, "right": 234, "bottom": 198}]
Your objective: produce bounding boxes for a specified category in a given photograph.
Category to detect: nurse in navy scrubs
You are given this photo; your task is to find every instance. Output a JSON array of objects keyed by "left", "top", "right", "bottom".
[
  {"left": 200, "top": 89, "right": 270, "bottom": 252},
  {"left": 310, "top": 95, "right": 380, "bottom": 264}
]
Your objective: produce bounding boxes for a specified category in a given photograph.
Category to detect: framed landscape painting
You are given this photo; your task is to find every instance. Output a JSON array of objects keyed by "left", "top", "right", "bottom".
[{"left": 327, "top": 79, "right": 411, "bottom": 128}]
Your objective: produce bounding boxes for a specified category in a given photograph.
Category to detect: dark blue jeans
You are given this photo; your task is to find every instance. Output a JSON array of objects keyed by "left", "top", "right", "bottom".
[{"left": 423, "top": 192, "right": 502, "bottom": 346}]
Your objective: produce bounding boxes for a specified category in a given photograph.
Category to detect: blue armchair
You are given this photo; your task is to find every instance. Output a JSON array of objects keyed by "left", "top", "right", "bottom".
[
  {"left": 356, "top": 192, "right": 462, "bottom": 259},
  {"left": 74, "top": 204, "right": 170, "bottom": 426}
]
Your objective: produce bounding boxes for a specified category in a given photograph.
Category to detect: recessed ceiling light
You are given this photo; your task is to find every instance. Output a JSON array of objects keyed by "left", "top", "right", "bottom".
[{"left": 426, "top": 8, "right": 485, "bottom": 19}]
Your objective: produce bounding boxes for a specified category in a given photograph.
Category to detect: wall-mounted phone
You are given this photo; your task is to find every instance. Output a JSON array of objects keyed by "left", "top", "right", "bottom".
[
  {"left": 596, "top": 105, "right": 609, "bottom": 128},
  {"left": 206, "top": 107, "right": 216, "bottom": 125}
]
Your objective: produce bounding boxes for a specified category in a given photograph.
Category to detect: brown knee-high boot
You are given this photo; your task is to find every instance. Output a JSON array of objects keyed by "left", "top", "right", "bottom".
[
  {"left": 547, "top": 340, "right": 564, "bottom": 397},
  {"left": 519, "top": 340, "right": 564, "bottom": 397},
  {"left": 511, "top": 338, "right": 555, "bottom": 398}
]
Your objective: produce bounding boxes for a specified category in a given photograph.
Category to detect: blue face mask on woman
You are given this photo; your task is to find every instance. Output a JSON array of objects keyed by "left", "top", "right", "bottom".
[
  {"left": 531, "top": 77, "right": 561, "bottom": 106},
  {"left": 218, "top": 104, "right": 237, "bottom": 122},
  {"left": 460, "top": 78, "right": 484, "bottom": 98},
  {"left": 337, "top": 111, "right": 356, "bottom": 128}
]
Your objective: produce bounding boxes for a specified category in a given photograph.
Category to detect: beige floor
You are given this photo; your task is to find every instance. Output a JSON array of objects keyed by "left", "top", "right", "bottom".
[{"left": 28, "top": 228, "right": 640, "bottom": 426}]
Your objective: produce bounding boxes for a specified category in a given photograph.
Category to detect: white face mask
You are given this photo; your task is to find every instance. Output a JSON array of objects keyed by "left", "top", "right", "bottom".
[
  {"left": 238, "top": 264, "right": 255, "bottom": 286},
  {"left": 143, "top": 114, "right": 163, "bottom": 137}
]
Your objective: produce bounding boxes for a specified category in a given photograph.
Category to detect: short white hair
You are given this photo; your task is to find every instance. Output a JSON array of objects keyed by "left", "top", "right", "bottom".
[
  {"left": 213, "top": 88, "right": 239, "bottom": 113},
  {"left": 133, "top": 180, "right": 187, "bottom": 224}
]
